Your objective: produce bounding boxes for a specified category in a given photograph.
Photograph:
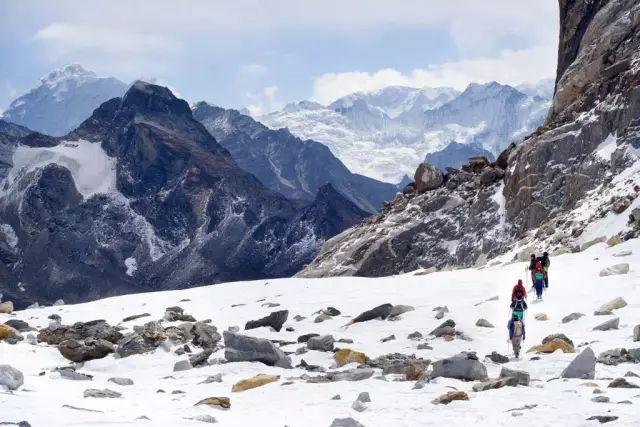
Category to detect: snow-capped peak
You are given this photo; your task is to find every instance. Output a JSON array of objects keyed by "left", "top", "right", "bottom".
[{"left": 39, "top": 64, "right": 97, "bottom": 88}]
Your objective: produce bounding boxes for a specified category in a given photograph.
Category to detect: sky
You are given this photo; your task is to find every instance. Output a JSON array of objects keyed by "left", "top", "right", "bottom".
[{"left": 0, "top": 0, "right": 559, "bottom": 115}]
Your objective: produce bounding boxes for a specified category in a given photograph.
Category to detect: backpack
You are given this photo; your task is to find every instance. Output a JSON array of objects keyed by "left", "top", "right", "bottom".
[
  {"left": 513, "top": 320, "right": 523, "bottom": 338},
  {"left": 513, "top": 298, "right": 525, "bottom": 312}
]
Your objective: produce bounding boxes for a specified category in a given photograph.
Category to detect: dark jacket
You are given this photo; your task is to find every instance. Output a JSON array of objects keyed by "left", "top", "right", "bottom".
[
  {"left": 528, "top": 258, "right": 537, "bottom": 271},
  {"left": 510, "top": 298, "right": 528, "bottom": 311},
  {"left": 508, "top": 318, "right": 525, "bottom": 340}
]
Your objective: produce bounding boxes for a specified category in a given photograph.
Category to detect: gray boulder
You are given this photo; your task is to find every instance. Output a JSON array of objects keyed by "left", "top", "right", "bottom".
[
  {"left": 4, "top": 319, "right": 34, "bottom": 332},
  {"left": 487, "top": 352, "right": 509, "bottom": 364},
  {"left": 191, "top": 322, "right": 221, "bottom": 349},
  {"left": 245, "top": 310, "right": 288, "bottom": 332},
  {"left": 500, "top": 367, "right": 530, "bottom": 386},
  {"left": 304, "top": 368, "right": 374, "bottom": 383},
  {"left": 561, "top": 347, "right": 595, "bottom": 379},
  {"left": 307, "top": 335, "right": 335, "bottom": 352},
  {"left": 414, "top": 163, "right": 443, "bottom": 193},
  {"left": 330, "top": 418, "right": 365, "bottom": 427},
  {"left": 0, "top": 365, "right": 24, "bottom": 390},
  {"left": 108, "top": 377, "right": 134, "bottom": 386},
  {"left": 597, "top": 297, "right": 627, "bottom": 312},
  {"left": 173, "top": 360, "right": 192, "bottom": 372},
  {"left": 599, "top": 263, "right": 629, "bottom": 277},
  {"left": 634, "top": 325, "right": 640, "bottom": 342},
  {"left": 389, "top": 304, "right": 414, "bottom": 318},
  {"left": 83, "top": 388, "right": 122, "bottom": 398},
  {"left": 431, "top": 352, "right": 488, "bottom": 381},
  {"left": 562, "top": 313, "right": 585, "bottom": 323},
  {"left": 223, "top": 331, "right": 292, "bottom": 368},
  {"left": 430, "top": 319, "right": 456, "bottom": 337},
  {"left": 189, "top": 349, "right": 213, "bottom": 367},
  {"left": 37, "top": 320, "right": 123, "bottom": 345},
  {"left": 58, "top": 338, "right": 114, "bottom": 362},
  {"left": 116, "top": 321, "right": 167, "bottom": 358},
  {"left": 472, "top": 376, "right": 519, "bottom": 392},
  {"left": 593, "top": 318, "right": 619, "bottom": 331},
  {"left": 475, "top": 318, "right": 494, "bottom": 328},
  {"left": 57, "top": 367, "right": 93, "bottom": 381},
  {"left": 351, "top": 400, "right": 367, "bottom": 412},
  {"left": 350, "top": 304, "right": 393, "bottom": 324}
]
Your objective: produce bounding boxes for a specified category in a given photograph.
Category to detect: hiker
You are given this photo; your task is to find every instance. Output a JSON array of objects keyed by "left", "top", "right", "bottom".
[
  {"left": 511, "top": 279, "right": 527, "bottom": 301},
  {"left": 528, "top": 254, "right": 537, "bottom": 286},
  {"left": 510, "top": 290, "right": 527, "bottom": 320},
  {"left": 532, "top": 260, "right": 546, "bottom": 300},
  {"left": 508, "top": 313, "right": 525, "bottom": 358},
  {"left": 540, "top": 251, "right": 550, "bottom": 288}
]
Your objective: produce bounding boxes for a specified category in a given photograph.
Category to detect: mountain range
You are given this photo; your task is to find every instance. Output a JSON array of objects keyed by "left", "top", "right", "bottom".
[
  {"left": 0, "top": 82, "right": 369, "bottom": 307},
  {"left": 259, "top": 81, "right": 551, "bottom": 183}
]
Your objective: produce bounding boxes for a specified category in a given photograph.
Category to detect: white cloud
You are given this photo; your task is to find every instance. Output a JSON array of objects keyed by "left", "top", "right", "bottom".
[
  {"left": 311, "top": 44, "right": 557, "bottom": 104},
  {"left": 246, "top": 85, "right": 283, "bottom": 116}
]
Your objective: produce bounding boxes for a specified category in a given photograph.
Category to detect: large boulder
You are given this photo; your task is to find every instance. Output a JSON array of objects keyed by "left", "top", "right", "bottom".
[
  {"left": 634, "top": 325, "right": 640, "bottom": 342},
  {"left": 414, "top": 163, "right": 443, "bottom": 193},
  {"left": 349, "top": 304, "right": 393, "bottom": 324},
  {"left": 307, "top": 335, "right": 335, "bottom": 352},
  {"left": 561, "top": 347, "right": 596, "bottom": 379},
  {"left": 245, "top": 310, "right": 288, "bottom": 332},
  {"left": 58, "top": 338, "right": 115, "bottom": 362},
  {"left": 472, "top": 376, "right": 519, "bottom": 392},
  {"left": 431, "top": 352, "right": 488, "bottom": 381},
  {"left": 116, "top": 321, "right": 167, "bottom": 358},
  {"left": 370, "top": 353, "right": 430, "bottom": 380},
  {"left": 3, "top": 319, "right": 34, "bottom": 332},
  {"left": 593, "top": 318, "right": 619, "bottom": 331},
  {"left": 37, "top": 320, "right": 123, "bottom": 345},
  {"left": 528, "top": 338, "right": 575, "bottom": 354},
  {"left": 0, "top": 324, "right": 23, "bottom": 344},
  {"left": 499, "top": 367, "right": 530, "bottom": 386},
  {"left": 333, "top": 349, "right": 368, "bottom": 367},
  {"left": 599, "top": 264, "right": 629, "bottom": 277},
  {"left": 223, "top": 331, "right": 292, "bottom": 368},
  {"left": 0, "top": 365, "right": 23, "bottom": 390},
  {"left": 431, "top": 390, "right": 469, "bottom": 405},
  {"left": 191, "top": 322, "right": 221, "bottom": 349},
  {"left": 597, "top": 297, "right": 627, "bottom": 312}
]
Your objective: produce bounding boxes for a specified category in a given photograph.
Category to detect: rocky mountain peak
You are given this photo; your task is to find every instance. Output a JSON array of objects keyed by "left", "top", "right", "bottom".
[
  {"left": 120, "top": 81, "right": 191, "bottom": 117},
  {"left": 40, "top": 64, "right": 96, "bottom": 86}
]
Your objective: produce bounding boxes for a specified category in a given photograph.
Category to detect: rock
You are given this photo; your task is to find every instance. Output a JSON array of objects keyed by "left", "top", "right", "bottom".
[
  {"left": 591, "top": 396, "right": 610, "bottom": 403},
  {"left": 191, "top": 322, "right": 221, "bottom": 349},
  {"left": 83, "top": 388, "right": 122, "bottom": 398},
  {"left": 121, "top": 313, "right": 150, "bottom": 322},
  {"left": 472, "top": 376, "right": 519, "bottom": 392},
  {"left": 586, "top": 416, "right": 618, "bottom": 424},
  {"left": 407, "top": 331, "right": 423, "bottom": 340},
  {"left": 475, "top": 319, "right": 494, "bottom": 328},
  {"left": 245, "top": 310, "right": 288, "bottom": 332},
  {"left": 594, "top": 310, "right": 613, "bottom": 316},
  {"left": 634, "top": 325, "right": 640, "bottom": 342},
  {"left": 593, "top": 318, "right": 619, "bottom": 331},
  {"left": 349, "top": 303, "right": 393, "bottom": 324},
  {"left": 3, "top": 319, "right": 33, "bottom": 332},
  {"left": 38, "top": 320, "right": 123, "bottom": 345},
  {"left": 194, "top": 396, "right": 231, "bottom": 409},
  {"left": 431, "top": 352, "right": 488, "bottom": 381},
  {"left": 431, "top": 391, "right": 469, "bottom": 405},
  {"left": 189, "top": 349, "right": 213, "bottom": 367},
  {"left": 542, "top": 333, "right": 574, "bottom": 347},
  {"left": 534, "top": 313, "right": 548, "bottom": 321},
  {"left": 380, "top": 334, "right": 395, "bottom": 343},
  {"left": 59, "top": 338, "right": 114, "bottom": 362},
  {"left": 52, "top": 299, "right": 65, "bottom": 306},
  {"left": 580, "top": 236, "right": 607, "bottom": 252},
  {"left": 186, "top": 414, "right": 217, "bottom": 423},
  {"left": 199, "top": 374, "right": 223, "bottom": 384},
  {"left": 597, "top": 297, "right": 627, "bottom": 312},
  {"left": 487, "top": 352, "right": 509, "bottom": 364},
  {"left": 562, "top": 313, "right": 585, "bottom": 323},
  {"left": 333, "top": 349, "right": 368, "bottom": 367},
  {"left": 223, "top": 331, "right": 292, "bottom": 368},
  {"left": 338, "top": 338, "right": 354, "bottom": 344},
  {"left": 429, "top": 319, "right": 456, "bottom": 336},
  {"left": 528, "top": 338, "right": 575, "bottom": 354},
  {"left": 164, "top": 324, "right": 192, "bottom": 345},
  {"left": 297, "top": 333, "right": 320, "bottom": 343},
  {"left": 613, "top": 250, "right": 632, "bottom": 257},
  {"left": 356, "top": 392, "right": 371, "bottom": 403},
  {"left": 329, "top": 418, "right": 365, "bottom": 427},
  {"left": 314, "top": 313, "right": 332, "bottom": 323},
  {"left": 625, "top": 371, "right": 639, "bottom": 378},
  {"left": 599, "top": 263, "right": 630, "bottom": 277},
  {"left": 389, "top": 304, "right": 414, "bottom": 318},
  {"left": 304, "top": 368, "right": 374, "bottom": 383},
  {"left": 307, "top": 335, "right": 335, "bottom": 352},
  {"left": 330, "top": 394, "right": 341, "bottom": 400},
  {"left": 57, "top": 367, "right": 93, "bottom": 381},
  {"left": 0, "top": 324, "right": 22, "bottom": 343},
  {"left": 173, "top": 360, "right": 192, "bottom": 372},
  {"left": 597, "top": 348, "right": 634, "bottom": 366},
  {"left": 607, "top": 235, "right": 623, "bottom": 246},
  {"left": 414, "top": 163, "right": 443, "bottom": 193},
  {"left": 608, "top": 377, "right": 639, "bottom": 388},
  {"left": 232, "top": 374, "right": 279, "bottom": 392},
  {"left": 417, "top": 343, "right": 433, "bottom": 350},
  {"left": 561, "top": 347, "right": 595, "bottom": 379},
  {"left": 108, "top": 377, "right": 134, "bottom": 386},
  {"left": 371, "top": 353, "right": 429, "bottom": 380},
  {"left": 293, "top": 315, "right": 306, "bottom": 322},
  {"left": 0, "top": 301, "right": 14, "bottom": 314},
  {"left": 500, "top": 368, "right": 530, "bottom": 386},
  {"left": 0, "top": 365, "right": 24, "bottom": 390},
  {"left": 434, "top": 310, "right": 444, "bottom": 320},
  {"left": 351, "top": 400, "right": 367, "bottom": 412}
]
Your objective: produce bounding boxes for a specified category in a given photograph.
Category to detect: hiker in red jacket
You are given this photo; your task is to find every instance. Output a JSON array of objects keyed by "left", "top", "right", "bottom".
[{"left": 511, "top": 279, "right": 527, "bottom": 301}]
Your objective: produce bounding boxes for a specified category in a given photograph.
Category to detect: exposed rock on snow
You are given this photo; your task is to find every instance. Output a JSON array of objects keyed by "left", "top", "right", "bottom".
[
  {"left": 232, "top": 374, "right": 279, "bottom": 392},
  {"left": 83, "top": 388, "right": 122, "bottom": 398},
  {"left": 431, "top": 352, "right": 488, "bottom": 381},
  {"left": 499, "top": 368, "right": 530, "bottom": 386},
  {"left": 561, "top": 347, "right": 596, "bottom": 379},
  {"left": 431, "top": 391, "right": 469, "bottom": 405},
  {"left": 599, "top": 264, "right": 630, "bottom": 277},
  {"left": 223, "top": 331, "right": 292, "bottom": 368},
  {"left": 593, "top": 318, "right": 620, "bottom": 331},
  {"left": 0, "top": 364, "right": 24, "bottom": 390},
  {"left": 333, "top": 349, "right": 368, "bottom": 367},
  {"left": 306, "top": 335, "right": 335, "bottom": 352},
  {"left": 58, "top": 338, "right": 114, "bottom": 362},
  {"left": 597, "top": 297, "right": 627, "bottom": 312},
  {"left": 245, "top": 310, "right": 289, "bottom": 332}
]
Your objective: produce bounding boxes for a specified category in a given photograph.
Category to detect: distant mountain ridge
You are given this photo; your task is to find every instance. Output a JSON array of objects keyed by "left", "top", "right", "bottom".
[{"left": 259, "top": 81, "right": 551, "bottom": 182}]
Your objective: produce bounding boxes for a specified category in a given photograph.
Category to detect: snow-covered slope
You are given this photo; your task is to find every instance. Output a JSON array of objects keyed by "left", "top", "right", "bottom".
[
  {"left": 1, "top": 239, "right": 638, "bottom": 426},
  {"left": 2, "top": 65, "right": 128, "bottom": 136},
  {"left": 259, "top": 83, "right": 549, "bottom": 183}
]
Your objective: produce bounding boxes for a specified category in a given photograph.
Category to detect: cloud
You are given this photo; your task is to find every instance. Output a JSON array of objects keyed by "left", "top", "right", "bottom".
[
  {"left": 246, "top": 85, "right": 283, "bottom": 116},
  {"left": 311, "top": 44, "right": 557, "bottom": 104}
]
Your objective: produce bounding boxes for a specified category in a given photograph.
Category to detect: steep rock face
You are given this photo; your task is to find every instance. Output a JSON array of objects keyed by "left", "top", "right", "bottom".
[
  {"left": 2, "top": 65, "right": 128, "bottom": 136},
  {"left": 505, "top": 0, "right": 640, "bottom": 233},
  {"left": 425, "top": 141, "right": 495, "bottom": 170},
  {"left": 192, "top": 103, "right": 397, "bottom": 213},
  {"left": 0, "top": 82, "right": 366, "bottom": 306},
  {"left": 300, "top": 0, "right": 640, "bottom": 278}
]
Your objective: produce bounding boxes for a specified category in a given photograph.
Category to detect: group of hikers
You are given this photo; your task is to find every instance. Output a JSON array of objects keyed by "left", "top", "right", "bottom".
[{"left": 506, "top": 252, "right": 551, "bottom": 358}]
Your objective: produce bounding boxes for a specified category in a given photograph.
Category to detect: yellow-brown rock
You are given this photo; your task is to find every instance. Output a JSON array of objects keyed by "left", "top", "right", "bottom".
[
  {"left": 534, "top": 313, "right": 548, "bottom": 321},
  {"left": 431, "top": 391, "right": 469, "bottom": 405},
  {"left": 194, "top": 396, "right": 231, "bottom": 409},
  {"left": 0, "top": 324, "right": 12, "bottom": 340},
  {"left": 527, "top": 338, "right": 575, "bottom": 354},
  {"left": 232, "top": 374, "right": 279, "bottom": 392},
  {"left": 333, "top": 349, "right": 368, "bottom": 367}
]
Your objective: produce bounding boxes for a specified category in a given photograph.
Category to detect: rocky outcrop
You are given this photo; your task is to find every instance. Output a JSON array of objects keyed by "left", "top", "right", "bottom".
[
  {"left": 223, "top": 331, "right": 292, "bottom": 368},
  {"left": 298, "top": 0, "right": 640, "bottom": 278}
]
